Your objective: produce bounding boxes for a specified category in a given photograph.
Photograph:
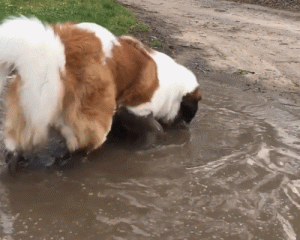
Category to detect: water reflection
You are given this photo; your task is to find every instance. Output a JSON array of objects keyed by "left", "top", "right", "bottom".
[
  {"left": 0, "top": 182, "right": 16, "bottom": 238},
  {"left": 0, "top": 78, "right": 299, "bottom": 239}
]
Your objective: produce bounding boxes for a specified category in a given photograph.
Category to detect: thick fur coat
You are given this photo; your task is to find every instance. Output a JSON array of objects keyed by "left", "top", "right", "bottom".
[{"left": 0, "top": 16, "right": 201, "bottom": 159}]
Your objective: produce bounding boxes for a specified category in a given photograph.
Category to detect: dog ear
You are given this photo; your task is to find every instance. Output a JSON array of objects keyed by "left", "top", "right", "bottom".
[
  {"left": 184, "top": 87, "right": 202, "bottom": 102},
  {"left": 114, "top": 36, "right": 159, "bottom": 107},
  {"left": 179, "top": 87, "right": 201, "bottom": 124}
]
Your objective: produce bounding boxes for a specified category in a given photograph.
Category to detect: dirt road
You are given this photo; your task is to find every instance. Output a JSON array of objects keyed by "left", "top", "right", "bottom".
[{"left": 119, "top": 0, "right": 300, "bottom": 92}]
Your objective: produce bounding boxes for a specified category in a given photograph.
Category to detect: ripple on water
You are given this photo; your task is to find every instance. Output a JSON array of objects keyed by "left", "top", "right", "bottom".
[{"left": 0, "top": 80, "right": 299, "bottom": 239}]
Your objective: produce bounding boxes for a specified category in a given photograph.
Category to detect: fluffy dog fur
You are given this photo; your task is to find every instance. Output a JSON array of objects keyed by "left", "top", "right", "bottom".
[
  {"left": 77, "top": 23, "right": 201, "bottom": 124},
  {"left": 0, "top": 16, "right": 201, "bottom": 162}
]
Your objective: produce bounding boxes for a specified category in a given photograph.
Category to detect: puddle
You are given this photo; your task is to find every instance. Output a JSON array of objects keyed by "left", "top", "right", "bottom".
[{"left": 0, "top": 76, "right": 299, "bottom": 239}]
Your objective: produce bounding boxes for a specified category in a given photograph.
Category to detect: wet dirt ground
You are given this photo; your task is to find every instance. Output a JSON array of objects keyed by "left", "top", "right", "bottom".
[
  {"left": 1, "top": 73, "right": 300, "bottom": 240},
  {"left": 1, "top": 0, "right": 300, "bottom": 239}
]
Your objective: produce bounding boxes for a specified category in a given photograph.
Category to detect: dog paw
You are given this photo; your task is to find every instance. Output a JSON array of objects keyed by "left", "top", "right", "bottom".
[
  {"left": 142, "top": 131, "right": 157, "bottom": 149},
  {"left": 5, "top": 151, "right": 23, "bottom": 177},
  {"left": 53, "top": 151, "right": 71, "bottom": 167}
]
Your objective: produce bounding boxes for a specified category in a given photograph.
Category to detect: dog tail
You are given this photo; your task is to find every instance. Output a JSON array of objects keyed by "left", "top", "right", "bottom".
[{"left": 0, "top": 16, "right": 65, "bottom": 142}]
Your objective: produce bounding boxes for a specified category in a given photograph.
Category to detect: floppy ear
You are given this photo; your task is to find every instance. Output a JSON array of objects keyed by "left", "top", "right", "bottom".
[
  {"left": 114, "top": 36, "right": 159, "bottom": 107},
  {"left": 179, "top": 87, "right": 202, "bottom": 124}
]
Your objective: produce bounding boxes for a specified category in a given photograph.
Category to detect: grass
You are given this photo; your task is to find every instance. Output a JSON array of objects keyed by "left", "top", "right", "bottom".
[
  {"left": 0, "top": 0, "right": 147, "bottom": 35},
  {"left": 150, "top": 40, "right": 163, "bottom": 48},
  {"left": 235, "top": 69, "right": 255, "bottom": 75}
]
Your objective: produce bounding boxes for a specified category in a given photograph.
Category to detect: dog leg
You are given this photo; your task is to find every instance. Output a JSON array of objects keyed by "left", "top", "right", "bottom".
[
  {"left": 5, "top": 151, "right": 24, "bottom": 176},
  {"left": 4, "top": 78, "right": 44, "bottom": 175},
  {"left": 114, "top": 108, "right": 163, "bottom": 133},
  {"left": 111, "top": 108, "right": 164, "bottom": 147},
  {"left": 4, "top": 137, "right": 25, "bottom": 176},
  {"left": 4, "top": 82, "right": 25, "bottom": 176}
]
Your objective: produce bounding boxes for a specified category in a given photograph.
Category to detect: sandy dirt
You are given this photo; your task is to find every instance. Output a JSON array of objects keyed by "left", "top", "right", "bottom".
[{"left": 119, "top": 0, "right": 300, "bottom": 92}]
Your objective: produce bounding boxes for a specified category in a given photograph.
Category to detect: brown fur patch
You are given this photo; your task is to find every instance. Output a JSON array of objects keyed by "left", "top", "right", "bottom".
[
  {"left": 53, "top": 24, "right": 116, "bottom": 151},
  {"left": 183, "top": 87, "right": 202, "bottom": 102},
  {"left": 119, "top": 36, "right": 154, "bottom": 56},
  {"left": 6, "top": 75, "right": 29, "bottom": 151},
  {"left": 108, "top": 37, "right": 159, "bottom": 107}
]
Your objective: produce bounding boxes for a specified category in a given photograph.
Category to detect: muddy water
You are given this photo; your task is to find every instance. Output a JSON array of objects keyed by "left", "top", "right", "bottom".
[{"left": 0, "top": 77, "right": 300, "bottom": 240}]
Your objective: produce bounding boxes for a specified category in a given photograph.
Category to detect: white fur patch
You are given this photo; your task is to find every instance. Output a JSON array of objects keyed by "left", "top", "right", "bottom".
[
  {"left": 0, "top": 62, "right": 12, "bottom": 93},
  {"left": 4, "top": 137, "right": 17, "bottom": 152},
  {"left": 128, "top": 50, "right": 199, "bottom": 123},
  {"left": 0, "top": 16, "right": 65, "bottom": 138},
  {"left": 76, "top": 22, "right": 120, "bottom": 58}
]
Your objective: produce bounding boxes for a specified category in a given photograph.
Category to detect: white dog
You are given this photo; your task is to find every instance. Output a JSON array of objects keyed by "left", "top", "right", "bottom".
[{"left": 0, "top": 16, "right": 201, "bottom": 173}]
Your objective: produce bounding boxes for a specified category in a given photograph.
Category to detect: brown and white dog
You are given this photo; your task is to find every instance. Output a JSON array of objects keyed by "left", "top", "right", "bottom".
[{"left": 0, "top": 17, "right": 201, "bottom": 172}]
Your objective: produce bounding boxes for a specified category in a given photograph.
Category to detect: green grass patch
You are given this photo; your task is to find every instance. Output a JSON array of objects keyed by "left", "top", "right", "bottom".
[
  {"left": 131, "top": 22, "right": 150, "bottom": 32},
  {"left": 0, "top": 0, "right": 143, "bottom": 35},
  {"left": 235, "top": 69, "right": 255, "bottom": 75},
  {"left": 150, "top": 40, "right": 163, "bottom": 48}
]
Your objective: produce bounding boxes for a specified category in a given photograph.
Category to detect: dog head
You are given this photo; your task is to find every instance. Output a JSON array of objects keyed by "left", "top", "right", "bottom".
[
  {"left": 140, "top": 50, "right": 201, "bottom": 125},
  {"left": 175, "top": 87, "right": 202, "bottom": 125}
]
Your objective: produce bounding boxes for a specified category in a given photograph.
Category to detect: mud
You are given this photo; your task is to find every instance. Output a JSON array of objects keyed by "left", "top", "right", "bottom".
[
  {"left": 0, "top": 0, "right": 300, "bottom": 239},
  {"left": 0, "top": 74, "right": 299, "bottom": 239}
]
